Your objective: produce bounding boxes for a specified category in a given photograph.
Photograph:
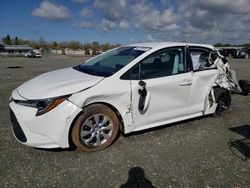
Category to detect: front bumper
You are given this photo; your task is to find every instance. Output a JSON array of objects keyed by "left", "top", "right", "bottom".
[{"left": 9, "top": 95, "right": 82, "bottom": 149}]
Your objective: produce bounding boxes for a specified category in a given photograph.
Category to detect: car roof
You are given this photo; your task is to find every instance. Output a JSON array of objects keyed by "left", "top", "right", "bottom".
[{"left": 126, "top": 42, "right": 214, "bottom": 50}]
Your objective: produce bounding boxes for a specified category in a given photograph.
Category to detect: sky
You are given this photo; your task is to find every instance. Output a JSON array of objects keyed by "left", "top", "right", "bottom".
[{"left": 1, "top": 0, "right": 250, "bottom": 45}]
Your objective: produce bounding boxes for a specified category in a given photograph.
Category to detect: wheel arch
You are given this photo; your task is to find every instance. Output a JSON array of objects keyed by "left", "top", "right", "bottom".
[
  {"left": 93, "top": 102, "right": 125, "bottom": 133},
  {"left": 213, "top": 86, "right": 231, "bottom": 100},
  {"left": 68, "top": 102, "right": 125, "bottom": 148},
  {"left": 212, "top": 86, "right": 232, "bottom": 116}
]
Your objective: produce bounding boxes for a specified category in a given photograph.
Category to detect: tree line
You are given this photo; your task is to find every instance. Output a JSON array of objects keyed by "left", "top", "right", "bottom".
[
  {"left": 1, "top": 35, "right": 121, "bottom": 51},
  {"left": 213, "top": 43, "right": 250, "bottom": 48},
  {"left": 3, "top": 35, "right": 250, "bottom": 50}
]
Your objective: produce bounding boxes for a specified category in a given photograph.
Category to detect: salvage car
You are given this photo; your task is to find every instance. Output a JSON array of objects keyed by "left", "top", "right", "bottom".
[{"left": 9, "top": 42, "right": 240, "bottom": 152}]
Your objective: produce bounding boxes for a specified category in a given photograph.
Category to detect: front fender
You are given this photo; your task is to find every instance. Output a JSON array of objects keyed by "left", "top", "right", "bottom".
[{"left": 68, "top": 79, "right": 133, "bottom": 133}]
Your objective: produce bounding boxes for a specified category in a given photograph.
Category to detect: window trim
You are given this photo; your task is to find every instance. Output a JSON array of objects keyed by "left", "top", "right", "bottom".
[{"left": 120, "top": 46, "right": 188, "bottom": 80}]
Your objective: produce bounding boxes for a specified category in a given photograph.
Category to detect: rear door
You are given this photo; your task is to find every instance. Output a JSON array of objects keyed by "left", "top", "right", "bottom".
[{"left": 187, "top": 47, "right": 218, "bottom": 114}]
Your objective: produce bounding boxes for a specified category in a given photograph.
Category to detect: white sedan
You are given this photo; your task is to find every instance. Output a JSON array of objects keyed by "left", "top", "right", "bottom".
[
  {"left": 24, "top": 51, "right": 42, "bottom": 58},
  {"left": 9, "top": 42, "right": 236, "bottom": 152}
]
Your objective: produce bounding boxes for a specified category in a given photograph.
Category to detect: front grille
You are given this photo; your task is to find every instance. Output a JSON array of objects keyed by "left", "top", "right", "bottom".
[{"left": 9, "top": 108, "right": 27, "bottom": 143}]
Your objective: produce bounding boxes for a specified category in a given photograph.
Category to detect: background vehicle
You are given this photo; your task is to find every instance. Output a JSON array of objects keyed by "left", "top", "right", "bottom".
[
  {"left": 9, "top": 42, "right": 237, "bottom": 152},
  {"left": 217, "top": 48, "right": 238, "bottom": 57},
  {"left": 24, "top": 51, "right": 42, "bottom": 58},
  {"left": 233, "top": 48, "right": 250, "bottom": 59}
]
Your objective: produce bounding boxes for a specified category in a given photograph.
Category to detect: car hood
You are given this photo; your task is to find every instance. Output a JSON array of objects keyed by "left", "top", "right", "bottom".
[{"left": 17, "top": 67, "right": 104, "bottom": 100}]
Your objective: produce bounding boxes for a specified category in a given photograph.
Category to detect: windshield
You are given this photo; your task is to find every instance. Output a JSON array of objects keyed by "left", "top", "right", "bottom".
[{"left": 75, "top": 46, "right": 150, "bottom": 77}]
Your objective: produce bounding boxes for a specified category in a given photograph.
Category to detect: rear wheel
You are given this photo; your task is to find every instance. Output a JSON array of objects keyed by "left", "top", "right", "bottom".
[
  {"left": 214, "top": 88, "right": 231, "bottom": 117},
  {"left": 71, "top": 104, "right": 119, "bottom": 152}
]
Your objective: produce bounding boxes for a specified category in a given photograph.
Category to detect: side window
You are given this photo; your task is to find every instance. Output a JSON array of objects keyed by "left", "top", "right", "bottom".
[
  {"left": 189, "top": 48, "right": 215, "bottom": 71},
  {"left": 120, "top": 47, "right": 186, "bottom": 80},
  {"left": 138, "top": 48, "right": 185, "bottom": 80}
]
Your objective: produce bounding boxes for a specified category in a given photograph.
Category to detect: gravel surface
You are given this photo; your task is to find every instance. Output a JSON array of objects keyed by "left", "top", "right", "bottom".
[{"left": 0, "top": 55, "right": 250, "bottom": 188}]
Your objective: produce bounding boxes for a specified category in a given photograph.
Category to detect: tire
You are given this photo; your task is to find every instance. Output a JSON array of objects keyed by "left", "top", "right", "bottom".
[
  {"left": 71, "top": 104, "right": 119, "bottom": 152},
  {"left": 245, "top": 54, "right": 249, "bottom": 59},
  {"left": 214, "top": 88, "right": 231, "bottom": 117}
]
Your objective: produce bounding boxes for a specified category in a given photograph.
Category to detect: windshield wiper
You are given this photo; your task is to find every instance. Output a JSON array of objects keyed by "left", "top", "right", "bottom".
[
  {"left": 73, "top": 65, "right": 96, "bottom": 75},
  {"left": 74, "top": 65, "right": 111, "bottom": 77}
]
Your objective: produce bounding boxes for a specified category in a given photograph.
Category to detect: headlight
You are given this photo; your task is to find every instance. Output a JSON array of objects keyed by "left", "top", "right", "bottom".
[{"left": 14, "top": 95, "right": 70, "bottom": 116}]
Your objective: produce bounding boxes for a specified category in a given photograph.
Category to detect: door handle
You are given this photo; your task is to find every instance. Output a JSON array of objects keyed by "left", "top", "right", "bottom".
[
  {"left": 137, "top": 80, "right": 150, "bottom": 113},
  {"left": 180, "top": 79, "right": 192, "bottom": 86}
]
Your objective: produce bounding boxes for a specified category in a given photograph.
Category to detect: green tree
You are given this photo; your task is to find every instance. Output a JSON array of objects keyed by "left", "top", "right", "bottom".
[
  {"left": 29, "top": 40, "right": 40, "bottom": 49},
  {"left": 52, "top": 41, "right": 58, "bottom": 49},
  {"left": 68, "top": 41, "right": 81, "bottom": 50},
  {"left": 14, "top": 36, "right": 20, "bottom": 45},
  {"left": 92, "top": 41, "right": 100, "bottom": 51},
  {"left": 38, "top": 37, "right": 46, "bottom": 48},
  {"left": 83, "top": 43, "right": 91, "bottom": 51},
  {"left": 101, "top": 43, "right": 111, "bottom": 51},
  {"left": 2, "top": 35, "right": 12, "bottom": 45},
  {"left": 56, "top": 41, "right": 68, "bottom": 49}
]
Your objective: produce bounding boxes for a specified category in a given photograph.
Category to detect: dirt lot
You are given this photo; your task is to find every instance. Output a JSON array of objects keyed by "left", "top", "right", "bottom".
[{"left": 0, "top": 55, "right": 250, "bottom": 187}]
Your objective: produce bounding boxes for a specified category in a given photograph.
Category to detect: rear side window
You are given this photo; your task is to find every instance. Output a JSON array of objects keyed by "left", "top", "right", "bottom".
[{"left": 189, "top": 48, "right": 216, "bottom": 71}]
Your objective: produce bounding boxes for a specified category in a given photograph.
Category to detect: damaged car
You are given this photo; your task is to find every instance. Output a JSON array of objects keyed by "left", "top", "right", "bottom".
[{"left": 9, "top": 42, "right": 248, "bottom": 152}]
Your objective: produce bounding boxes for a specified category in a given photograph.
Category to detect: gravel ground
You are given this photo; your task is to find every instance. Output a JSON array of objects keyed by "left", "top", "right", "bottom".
[{"left": 0, "top": 55, "right": 250, "bottom": 188}]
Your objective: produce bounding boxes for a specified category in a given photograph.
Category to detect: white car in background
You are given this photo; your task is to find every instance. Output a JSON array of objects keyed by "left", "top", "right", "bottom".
[
  {"left": 24, "top": 51, "right": 42, "bottom": 58},
  {"left": 9, "top": 42, "right": 238, "bottom": 152}
]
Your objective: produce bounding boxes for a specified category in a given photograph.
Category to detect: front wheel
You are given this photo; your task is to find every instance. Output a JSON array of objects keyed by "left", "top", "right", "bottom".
[{"left": 71, "top": 104, "right": 119, "bottom": 152}]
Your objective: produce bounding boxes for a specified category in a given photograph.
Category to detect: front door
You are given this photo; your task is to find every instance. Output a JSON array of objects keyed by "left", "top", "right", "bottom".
[{"left": 129, "top": 47, "right": 192, "bottom": 131}]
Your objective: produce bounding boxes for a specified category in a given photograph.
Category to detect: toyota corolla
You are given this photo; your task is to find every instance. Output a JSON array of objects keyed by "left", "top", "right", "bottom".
[{"left": 9, "top": 42, "right": 237, "bottom": 152}]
